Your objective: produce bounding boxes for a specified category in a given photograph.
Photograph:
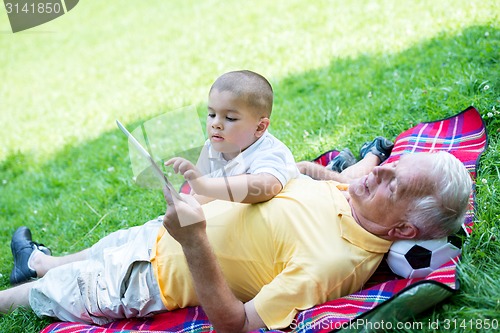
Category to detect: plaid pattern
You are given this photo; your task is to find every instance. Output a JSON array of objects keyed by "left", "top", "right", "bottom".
[
  {"left": 312, "top": 149, "right": 340, "bottom": 167},
  {"left": 41, "top": 106, "right": 487, "bottom": 333}
]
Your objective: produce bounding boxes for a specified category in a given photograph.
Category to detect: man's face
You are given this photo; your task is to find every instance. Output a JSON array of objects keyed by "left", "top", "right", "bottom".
[
  {"left": 348, "top": 154, "right": 436, "bottom": 239},
  {"left": 206, "top": 89, "right": 264, "bottom": 160}
]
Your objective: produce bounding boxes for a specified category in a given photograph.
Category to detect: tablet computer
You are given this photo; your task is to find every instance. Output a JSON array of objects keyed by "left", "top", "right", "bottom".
[{"left": 116, "top": 119, "right": 182, "bottom": 200}]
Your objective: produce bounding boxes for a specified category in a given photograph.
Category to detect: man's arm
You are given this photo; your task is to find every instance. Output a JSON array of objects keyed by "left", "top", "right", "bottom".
[
  {"left": 297, "top": 161, "right": 348, "bottom": 181},
  {"left": 181, "top": 234, "right": 265, "bottom": 332},
  {"left": 297, "top": 154, "right": 381, "bottom": 182},
  {"left": 162, "top": 190, "right": 266, "bottom": 332}
]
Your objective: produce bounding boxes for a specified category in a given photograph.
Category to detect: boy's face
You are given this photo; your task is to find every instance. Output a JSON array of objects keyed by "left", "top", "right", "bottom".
[{"left": 207, "top": 89, "right": 267, "bottom": 160}]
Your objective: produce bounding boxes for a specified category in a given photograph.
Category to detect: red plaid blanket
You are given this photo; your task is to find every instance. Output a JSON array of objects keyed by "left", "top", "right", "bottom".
[{"left": 41, "top": 106, "right": 487, "bottom": 333}]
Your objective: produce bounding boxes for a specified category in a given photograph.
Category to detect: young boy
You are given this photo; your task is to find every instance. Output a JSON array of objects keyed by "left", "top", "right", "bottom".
[{"left": 166, "top": 70, "right": 299, "bottom": 204}]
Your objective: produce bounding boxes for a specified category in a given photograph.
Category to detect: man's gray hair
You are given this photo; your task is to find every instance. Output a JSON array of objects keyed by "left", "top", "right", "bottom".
[{"left": 406, "top": 151, "right": 472, "bottom": 239}]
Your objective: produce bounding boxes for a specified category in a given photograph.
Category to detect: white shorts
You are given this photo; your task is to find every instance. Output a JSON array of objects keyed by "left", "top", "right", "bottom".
[{"left": 30, "top": 218, "right": 167, "bottom": 325}]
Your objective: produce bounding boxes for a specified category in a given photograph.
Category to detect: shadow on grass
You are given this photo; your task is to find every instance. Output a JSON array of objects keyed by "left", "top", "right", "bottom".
[{"left": 0, "top": 24, "right": 498, "bottom": 332}]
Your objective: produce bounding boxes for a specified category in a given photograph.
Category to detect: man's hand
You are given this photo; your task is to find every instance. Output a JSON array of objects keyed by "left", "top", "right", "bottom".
[
  {"left": 162, "top": 186, "right": 266, "bottom": 332},
  {"left": 162, "top": 187, "right": 206, "bottom": 244}
]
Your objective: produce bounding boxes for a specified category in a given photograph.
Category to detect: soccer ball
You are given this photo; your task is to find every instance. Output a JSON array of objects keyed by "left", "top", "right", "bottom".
[{"left": 386, "top": 227, "right": 466, "bottom": 278}]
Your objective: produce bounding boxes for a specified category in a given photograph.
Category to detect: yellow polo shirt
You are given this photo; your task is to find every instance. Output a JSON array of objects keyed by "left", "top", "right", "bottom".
[{"left": 150, "top": 178, "right": 392, "bottom": 329}]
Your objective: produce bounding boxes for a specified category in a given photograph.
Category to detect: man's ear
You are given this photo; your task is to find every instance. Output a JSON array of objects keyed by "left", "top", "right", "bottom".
[
  {"left": 255, "top": 117, "right": 270, "bottom": 137},
  {"left": 387, "top": 222, "right": 419, "bottom": 240}
]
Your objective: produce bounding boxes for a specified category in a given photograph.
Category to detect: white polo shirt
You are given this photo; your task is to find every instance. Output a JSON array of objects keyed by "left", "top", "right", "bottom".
[{"left": 196, "top": 130, "right": 299, "bottom": 187}]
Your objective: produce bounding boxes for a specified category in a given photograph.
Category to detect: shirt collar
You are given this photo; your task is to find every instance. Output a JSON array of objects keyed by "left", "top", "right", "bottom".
[
  {"left": 209, "top": 130, "right": 269, "bottom": 163},
  {"left": 340, "top": 214, "right": 392, "bottom": 253}
]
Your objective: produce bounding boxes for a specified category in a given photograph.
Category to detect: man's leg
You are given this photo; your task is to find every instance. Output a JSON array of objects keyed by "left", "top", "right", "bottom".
[
  {"left": 0, "top": 281, "right": 33, "bottom": 313},
  {"left": 0, "top": 249, "right": 90, "bottom": 314},
  {"left": 4, "top": 219, "right": 164, "bottom": 323},
  {"left": 30, "top": 249, "right": 89, "bottom": 278},
  {"left": 10, "top": 225, "right": 92, "bottom": 285}
]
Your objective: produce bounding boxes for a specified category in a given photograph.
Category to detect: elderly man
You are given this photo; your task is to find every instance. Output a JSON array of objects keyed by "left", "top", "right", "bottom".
[{"left": 1, "top": 151, "right": 471, "bottom": 333}]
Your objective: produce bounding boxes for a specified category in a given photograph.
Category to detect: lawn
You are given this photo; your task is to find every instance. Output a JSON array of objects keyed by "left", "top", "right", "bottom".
[{"left": 1, "top": 0, "right": 499, "bottom": 332}]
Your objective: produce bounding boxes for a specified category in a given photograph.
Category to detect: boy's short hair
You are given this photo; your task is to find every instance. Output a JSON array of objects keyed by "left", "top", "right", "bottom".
[{"left": 209, "top": 70, "right": 273, "bottom": 117}]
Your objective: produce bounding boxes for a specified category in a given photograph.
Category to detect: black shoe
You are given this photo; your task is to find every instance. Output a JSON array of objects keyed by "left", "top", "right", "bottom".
[
  {"left": 326, "top": 148, "right": 357, "bottom": 173},
  {"left": 359, "top": 137, "right": 394, "bottom": 163},
  {"left": 10, "top": 226, "right": 51, "bottom": 285}
]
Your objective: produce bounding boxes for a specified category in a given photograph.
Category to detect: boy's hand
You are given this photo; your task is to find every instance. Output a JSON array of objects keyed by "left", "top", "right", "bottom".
[
  {"left": 165, "top": 157, "right": 207, "bottom": 193},
  {"left": 165, "top": 157, "right": 202, "bottom": 181}
]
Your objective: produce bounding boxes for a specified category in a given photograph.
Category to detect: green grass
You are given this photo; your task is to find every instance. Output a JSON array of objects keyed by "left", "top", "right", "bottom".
[{"left": 1, "top": 0, "right": 499, "bottom": 332}]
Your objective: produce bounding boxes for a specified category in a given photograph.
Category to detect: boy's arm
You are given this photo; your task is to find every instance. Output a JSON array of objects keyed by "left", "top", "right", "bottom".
[
  {"left": 166, "top": 157, "right": 283, "bottom": 203},
  {"left": 192, "top": 173, "right": 282, "bottom": 204},
  {"left": 192, "top": 193, "right": 215, "bottom": 205}
]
